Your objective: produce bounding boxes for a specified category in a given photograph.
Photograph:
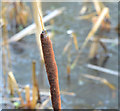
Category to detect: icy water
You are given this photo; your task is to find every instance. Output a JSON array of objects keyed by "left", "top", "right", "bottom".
[{"left": 2, "top": 2, "right": 118, "bottom": 109}]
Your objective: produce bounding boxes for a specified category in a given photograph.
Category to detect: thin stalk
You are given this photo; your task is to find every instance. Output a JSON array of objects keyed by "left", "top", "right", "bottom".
[
  {"left": 62, "top": 39, "right": 72, "bottom": 55},
  {"left": 71, "top": 8, "right": 109, "bottom": 69},
  {"left": 99, "top": 41, "right": 108, "bottom": 54},
  {"left": 2, "top": 17, "right": 12, "bottom": 70},
  {"left": 8, "top": 72, "right": 24, "bottom": 105},
  {"left": 78, "top": 12, "right": 97, "bottom": 20},
  {"left": 2, "top": 47, "right": 7, "bottom": 88},
  {"left": 25, "top": 85, "right": 30, "bottom": 106},
  {"left": 93, "top": 0, "right": 101, "bottom": 15},
  {"left": 32, "top": 1, "right": 44, "bottom": 62},
  {"left": 8, "top": 74, "right": 14, "bottom": 96},
  {"left": 89, "top": 37, "right": 99, "bottom": 59},
  {"left": 31, "top": 86, "right": 37, "bottom": 109},
  {"left": 72, "top": 32, "right": 79, "bottom": 51},
  {"left": 83, "top": 74, "right": 116, "bottom": 90},
  {"left": 32, "top": 61, "right": 41, "bottom": 103},
  {"left": 67, "top": 41, "right": 72, "bottom": 78}
]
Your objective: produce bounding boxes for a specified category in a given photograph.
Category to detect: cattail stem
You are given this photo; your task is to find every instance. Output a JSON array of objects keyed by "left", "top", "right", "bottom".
[{"left": 40, "top": 30, "right": 61, "bottom": 110}]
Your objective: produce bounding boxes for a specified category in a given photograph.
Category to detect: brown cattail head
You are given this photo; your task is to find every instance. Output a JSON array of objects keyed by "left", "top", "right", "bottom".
[{"left": 40, "top": 30, "right": 61, "bottom": 110}]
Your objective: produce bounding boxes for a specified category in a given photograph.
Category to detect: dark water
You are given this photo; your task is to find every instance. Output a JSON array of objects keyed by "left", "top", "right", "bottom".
[{"left": 2, "top": 2, "right": 118, "bottom": 109}]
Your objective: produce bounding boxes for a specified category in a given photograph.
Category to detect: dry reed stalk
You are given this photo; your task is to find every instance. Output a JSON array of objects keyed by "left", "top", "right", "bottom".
[
  {"left": 30, "top": 61, "right": 39, "bottom": 109},
  {"left": 32, "top": 1, "right": 44, "bottom": 62},
  {"left": 63, "top": 39, "right": 72, "bottom": 55},
  {"left": 86, "top": 64, "right": 118, "bottom": 76},
  {"left": 89, "top": 37, "right": 99, "bottom": 59},
  {"left": 32, "top": 61, "right": 41, "bottom": 103},
  {"left": 81, "top": 7, "right": 109, "bottom": 51},
  {"left": 2, "top": 47, "right": 7, "bottom": 88},
  {"left": 67, "top": 65, "right": 71, "bottom": 76},
  {"left": 99, "top": 2, "right": 105, "bottom": 9},
  {"left": 8, "top": 74, "right": 14, "bottom": 96},
  {"left": 25, "top": 85, "right": 30, "bottom": 106},
  {"left": 102, "top": 79, "right": 116, "bottom": 90},
  {"left": 18, "top": 85, "right": 75, "bottom": 96},
  {"left": 92, "top": 16, "right": 111, "bottom": 32},
  {"left": 32, "top": 61, "right": 37, "bottom": 86},
  {"left": 90, "top": 37, "right": 118, "bottom": 44},
  {"left": 1, "top": 7, "right": 65, "bottom": 46},
  {"left": 71, "top": 7, "right": 109, "bottom": 69},
  {"left": 2, "top": 22, "right": 11, "bottom": 68},
  {"left": 100, "top": 54, "right": 110, "bottom": 67},
  {"left": 79, "top": 6, "right": 87, "bottom": 15},
  {"left": 99, "top": 2, "right": 110, "bottom": 19},
  {"left": 8, "top": 72, "right": 24, "bottom": 104},
  {"left": 40, "top": 30, "right": 61, "bottom": 110},
  {"left": 60, "top": 91, "right": 75, "bottom": 96},
  {"left": 83, "top": 74, "right": 116, "bottom": 90},
  {"left": 93, "top": 0, "right": 101, "bottom": 15},
  {"left": 77, "top": 12, "right": 97, "bottom": 20},
  {"left": 72, "top": 32, "right": 79, "bottom": 51},
  {"left": 93, "top": 1, "right": 110, "bottom": 18},
  {"left": 99, "top": 41, "right": 108, "bottom": 54},
  {"left": 67, "top": 42, "right": 72, "bottom": 77},
  {"left": 31, "top": 86, "right": 37, "bottom": 109}
]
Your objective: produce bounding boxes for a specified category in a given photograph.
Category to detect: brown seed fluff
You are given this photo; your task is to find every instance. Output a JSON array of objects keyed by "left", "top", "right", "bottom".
[{"left": 40, "top": 30, "right": 61, "bottom": 110}]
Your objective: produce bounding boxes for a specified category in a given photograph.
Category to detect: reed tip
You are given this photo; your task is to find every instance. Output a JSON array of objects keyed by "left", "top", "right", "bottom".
[
  {"left": 32, "top": 60, "right": 36, "bottom": 64},
  {"left": 41, "top": 30, "right": 48, "bottom": 38}
]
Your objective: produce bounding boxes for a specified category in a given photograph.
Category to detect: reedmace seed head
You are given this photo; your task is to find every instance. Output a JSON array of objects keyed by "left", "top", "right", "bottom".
[{"left": 41, "top": 30, "right": 48, "bottom": 38}]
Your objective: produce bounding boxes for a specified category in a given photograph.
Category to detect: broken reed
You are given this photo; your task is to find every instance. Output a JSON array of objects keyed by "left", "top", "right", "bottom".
[
  {"left": 8, "top": 72, "right": 24, "bottom": 105},
  {"left": 83, "top": 74, "right": 116, "bottom": 90},
  {"left": 71, "top": 7, "right": 109, "bottom": 69},
  {"left": 67, "top": 44, "right": 72, "bottom": 79},
  {"left": 32, "top": 61, "right": 41, "bottom": 106},
  {"left": 8, "top": 73, "right": 14, "bottom": 96},
  {"left": 89, "top": 37, "right": 99, "bottom": 59},
  {"left": 40, "top": 30, "right": 61, "bottom": 110},
  {"left": 72, "top": 32, "right": 79, "bottom": 51}
]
